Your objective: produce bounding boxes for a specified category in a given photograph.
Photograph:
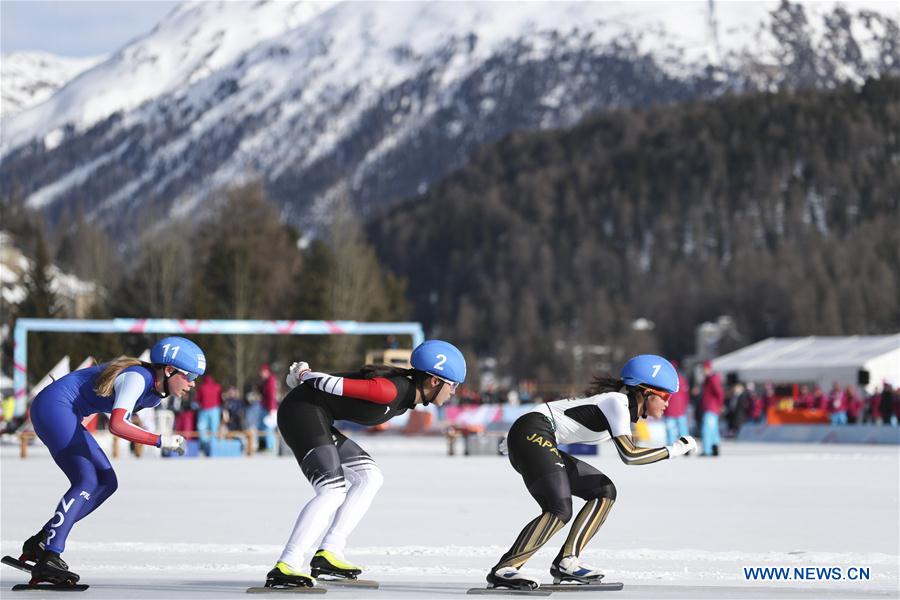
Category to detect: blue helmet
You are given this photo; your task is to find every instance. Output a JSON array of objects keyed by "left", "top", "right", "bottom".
[
  {"left": 620, "top": 354, "right": 679, "bottom": 393},
  {"left": 411, "top": 340, "right": 466, "bottom": 384},
  {"left": 150, "top": 337, "right": 206, "bottom": 379}
]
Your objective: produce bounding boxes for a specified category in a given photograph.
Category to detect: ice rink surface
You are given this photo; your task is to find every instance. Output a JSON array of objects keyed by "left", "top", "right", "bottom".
[{"left": 2, "top": 437, "right": 897, "bottom": 599}]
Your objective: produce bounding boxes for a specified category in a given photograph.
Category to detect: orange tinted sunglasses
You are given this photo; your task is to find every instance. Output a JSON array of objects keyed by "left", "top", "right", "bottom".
[{"left": 640, "top": 386, "right": 671, "bottom": 402}]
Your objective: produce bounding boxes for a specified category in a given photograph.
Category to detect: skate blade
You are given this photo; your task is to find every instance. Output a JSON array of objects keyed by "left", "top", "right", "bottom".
[
  {"left": 11, "top": 583, "right": 89, "bottom": 592},
  {"left": 246, "top": 586, "right": 326, "bottom": 594},
  {"left": 316, "top": 577, "right": 379, "bottom": 589},
  {"left": 542, "top": 582, "right": 624, "bottom": 592},
  {"left": 467, "top": 588, "right": 551, "bottom": 596}
]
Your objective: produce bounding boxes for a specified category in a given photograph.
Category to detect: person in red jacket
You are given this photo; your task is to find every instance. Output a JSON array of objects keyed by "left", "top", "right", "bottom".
[
  {"left": 259, "top": 364, "right": 279, "bottom": 452},
  {"left": 700, "top": 361, "right": 724, "bottom": 456},
  {"left": 663, "top": 367, "right": 690, "bottom": 445},
  {"left": 845, "top": 386, "right": 863, "bottom": 424},
  {"left": 747, "top": 382, "right": 765, "bottom": 424},
  {"left": 826, "top": 382, "right": 848, "bottom": 425},
  {"left": 794, "top": 385, "right": 815, "bottom": 410},
  {"left": 868, "top": 389, "right": 882, "bottom": 423},
  {"left": 195, "top": 374, "right": 223, "bottom": 454},
  {"left": 811, "top": 385, "right": 827, "bottom": 411},
  {"left": 880, "top": 383, "right": 897, "bottom": 426}
]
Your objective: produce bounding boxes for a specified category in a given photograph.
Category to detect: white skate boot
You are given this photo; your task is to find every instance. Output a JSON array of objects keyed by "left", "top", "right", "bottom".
[
  {"left": 550, "top": 555, "right": 605, "bottom": 584},
  {"left": 486, "top": 566, "right": 540, "bottom": 590}
]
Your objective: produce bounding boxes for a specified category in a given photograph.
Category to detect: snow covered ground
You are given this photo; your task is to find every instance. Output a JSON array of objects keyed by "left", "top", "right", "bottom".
[{"left": 2, "top": 437, "right": 897, "bottom": 599}]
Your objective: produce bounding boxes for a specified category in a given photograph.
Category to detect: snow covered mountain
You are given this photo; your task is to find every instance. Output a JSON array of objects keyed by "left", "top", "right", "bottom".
[
  {"left": 1, "top": 1, "right": 897, "bottom": 241},
  {"left": 0, "top": 52, "right": 104, "bottom": 118},
  {"left": 1, "top": 1, "right": 334, "bottom": 152}
]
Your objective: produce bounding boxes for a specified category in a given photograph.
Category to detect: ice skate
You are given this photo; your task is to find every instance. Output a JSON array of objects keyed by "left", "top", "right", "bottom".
[
  {"left": 309, "top": 549, "right": 379, "bottom": 588},
  {"left": 310, "top": 549, "right": 362, "bottom": 579},
  {"left": 550, "top": 555, "right": 604, "bottom": 584},
  {"left": 30, "top": 550, "right": 80, "bottom": 585},
  {"left": 486, "top": 566, "right": 540, "bottom": 590},
  {"left": 264, "top": 561, "right": 316, "bottom": 588},
  {"left": 4, "top": 552, "right": 90, "bottom": 592},
  {"left": 18, "top": 531, "right": 46, "bottom": 564},
  {"left": 243, "top": 562, "right": 325, "bottom": 594}
]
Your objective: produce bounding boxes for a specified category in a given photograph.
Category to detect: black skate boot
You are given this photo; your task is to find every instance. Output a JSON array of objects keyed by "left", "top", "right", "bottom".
[
  {"left": 265, "top": 561, "right": 315, "bottom": 588},
  {"left": 310, "top": 549, "right": 362, "bottom": 579},
  {"left": 486, "top": 566, "right": 539, "bottom": 590},
  {"left": 19, "top": 530, "right": 47, "bottom": 564},
  {"left": 31, "top": 550, "right": 80, "bottom": 585}
]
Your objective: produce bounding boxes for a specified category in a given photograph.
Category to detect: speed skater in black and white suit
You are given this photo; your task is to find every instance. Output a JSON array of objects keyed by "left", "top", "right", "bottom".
[
  {"left": 263, "top": 340, "right": 467, "bottom": 589},
  {"left": 486, "top": 354, "right": 698, "bottom": 591}
]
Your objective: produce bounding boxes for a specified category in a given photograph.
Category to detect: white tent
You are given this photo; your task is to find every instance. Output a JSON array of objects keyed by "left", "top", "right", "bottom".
[
  {"left": 28, "top": 356, "right": 71, "bottom": 400},
  {"left": 710, "top": 335, "right": 900, "bottom": 395}
]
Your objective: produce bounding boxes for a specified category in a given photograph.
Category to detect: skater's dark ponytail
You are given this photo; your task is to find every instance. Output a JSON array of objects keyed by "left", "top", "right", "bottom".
[
  {"left": 359, "top": 364, "right": 424, "bottom": 382},
  {"left": 360, "top": 365, "right": 448, "bottom": 406},
  {"left": 584, "top": 374, "right": 626, "bottom": 396},
  {"left": 95, "top": 357, "right": 143, "bottom": 396},
  {"left": 360, "top": 364, "right": 435, "bottom": 402}
]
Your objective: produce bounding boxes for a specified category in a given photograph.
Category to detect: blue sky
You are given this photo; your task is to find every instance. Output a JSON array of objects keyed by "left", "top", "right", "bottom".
[{"left": 1, "top": 0, "right": 180, "bottom": 57}]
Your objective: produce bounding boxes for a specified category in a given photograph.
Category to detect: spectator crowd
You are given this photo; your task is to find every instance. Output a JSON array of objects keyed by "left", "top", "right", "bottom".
[
  {"left": 165, "top": 362, "right": 282, "bottom": 455},
  {"left": 3, "top": 357, "right": 897, "bottom": 459}
]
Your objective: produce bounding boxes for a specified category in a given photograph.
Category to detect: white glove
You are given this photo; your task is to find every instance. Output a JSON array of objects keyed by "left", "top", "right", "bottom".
[
  {"left": 667, "top": 435, "right": 698, "bottom": 458},
  {"left": 285, "top": 361, "right": 311, "bottom": 389},
  {"left": 498, "top": 436, "right": 509, "bottom": 456},
  {"left": 160, "top": 434, "right": 186, "bottom": 455}
]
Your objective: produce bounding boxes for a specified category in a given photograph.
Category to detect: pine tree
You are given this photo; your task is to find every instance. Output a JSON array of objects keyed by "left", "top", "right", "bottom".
[
  {"left": 301, "top": 193, "right": 411, "bottom": 370},
  {"left": 194, "top": 182, "right": 302, "bottom": 390},
  {"left": 16, "top": 227, "right": 63, "bottom": 383}
]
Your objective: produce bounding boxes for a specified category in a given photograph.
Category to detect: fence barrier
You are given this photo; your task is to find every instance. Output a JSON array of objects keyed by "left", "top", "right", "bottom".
[{"left": 17, "top": 430, "right": 259, "bottom": 458}]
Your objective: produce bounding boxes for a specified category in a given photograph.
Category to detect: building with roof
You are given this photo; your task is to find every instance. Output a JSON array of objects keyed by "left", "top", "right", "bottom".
[{"left": 710, "top": 335, "right": 900, "bottom": 395}]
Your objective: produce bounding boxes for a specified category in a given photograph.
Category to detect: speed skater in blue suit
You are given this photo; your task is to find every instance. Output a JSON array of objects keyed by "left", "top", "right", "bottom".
[{"left": 17, "top": 337, "right": 206, "bottom": 585}]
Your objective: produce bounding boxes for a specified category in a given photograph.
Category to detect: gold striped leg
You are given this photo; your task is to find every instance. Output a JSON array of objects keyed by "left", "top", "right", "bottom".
[
  {"left": 557, "top": 497, "right": 615, "bottom": 562},
  {"left": 493, "top": 512, "right": 565, "bottom": 571}
]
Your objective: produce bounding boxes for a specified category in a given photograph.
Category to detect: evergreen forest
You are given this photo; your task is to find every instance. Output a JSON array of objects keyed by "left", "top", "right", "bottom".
[
  {"left": 368, "top": 78, "right": 900, "bottom": 383},
  {"left": 4, "top": 78, "right": 898, "bottom": 387}
]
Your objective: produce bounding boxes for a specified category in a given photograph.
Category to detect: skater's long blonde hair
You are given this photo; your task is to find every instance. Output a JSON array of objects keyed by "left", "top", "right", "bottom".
[{"left": 94, "top": 357, "right": 145, "bottom": 397}]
